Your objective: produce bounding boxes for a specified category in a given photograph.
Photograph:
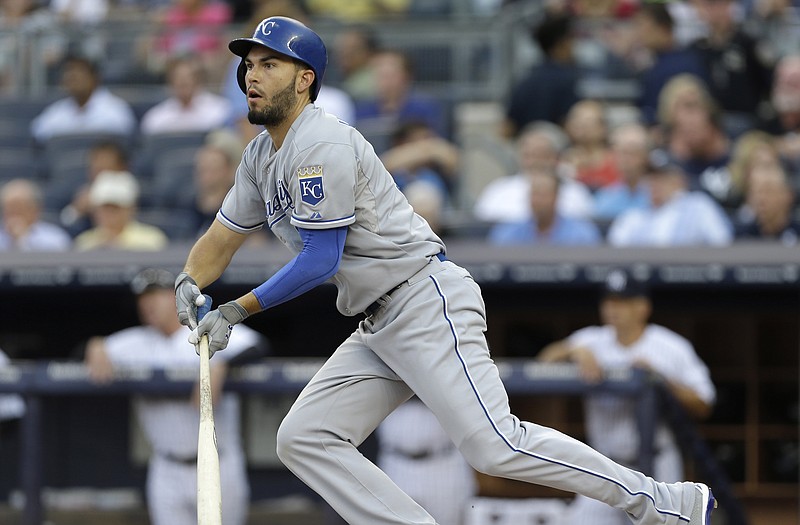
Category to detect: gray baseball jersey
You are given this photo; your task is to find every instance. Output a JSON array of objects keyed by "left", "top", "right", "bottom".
[
  {"left": 219, "top": 104, "right": 710, "bottom": 525},
  {"left": 218, "top": 105, "right": 445, "bottom": 316}
]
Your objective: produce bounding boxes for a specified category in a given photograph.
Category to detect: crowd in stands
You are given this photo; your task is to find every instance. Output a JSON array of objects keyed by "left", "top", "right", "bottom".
[{"left": 1, "top": 0, "right": 799, "bottom": 254}]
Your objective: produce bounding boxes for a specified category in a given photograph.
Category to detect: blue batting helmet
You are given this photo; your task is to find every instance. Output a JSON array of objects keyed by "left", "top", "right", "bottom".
[{"left": 229, "top": 16, "right": 328, "bottom": 101}]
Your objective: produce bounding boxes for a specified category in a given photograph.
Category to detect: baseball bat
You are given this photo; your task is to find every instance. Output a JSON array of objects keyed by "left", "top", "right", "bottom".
[{"left": 195, "top": 296, "right": 222, "bottom": 525}]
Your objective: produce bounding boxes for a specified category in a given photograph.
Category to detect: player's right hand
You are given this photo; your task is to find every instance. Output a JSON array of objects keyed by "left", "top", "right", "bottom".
[{"left": 175, "top": 272, "right": 203, "bottom": 329}]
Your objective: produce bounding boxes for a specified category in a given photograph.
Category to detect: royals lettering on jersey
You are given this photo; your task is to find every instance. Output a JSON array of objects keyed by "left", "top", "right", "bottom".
[
  {"left": 265, "top": 179, "right": 294, "bottom": 228},
  {"left": 298, "top": 165, "right": 325, "bottom": 206}
]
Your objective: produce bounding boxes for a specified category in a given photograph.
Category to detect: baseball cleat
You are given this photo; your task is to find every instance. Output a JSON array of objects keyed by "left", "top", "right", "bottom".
[{"left": 689, "top": 483, "right": 716, "bottom": 524}]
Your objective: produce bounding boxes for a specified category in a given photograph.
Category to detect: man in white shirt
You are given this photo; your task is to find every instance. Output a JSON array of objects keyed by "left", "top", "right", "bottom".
[
  {"left": 140, "top": 55, "right": 231, "bottom": 135},
  {"left": 0, "top": 178, "right": 72, "bottom": 251},
  {"left": 84, "top": 268, "right": 265, "bottom": 525},
  {"left": 607, "top": 155, "right": 733, "bottom": 246},
  {"left": 30, "top": 55, "right": 136, "bottom": 143},
  {"left": 473, "top": 121, "right": 594, "bottom": 224},
  {"left": 538, "top": 268, "right": 716, "bottom": 525}
]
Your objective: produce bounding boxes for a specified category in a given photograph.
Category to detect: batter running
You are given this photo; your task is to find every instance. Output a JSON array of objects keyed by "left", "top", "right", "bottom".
[{"left": 176, "top": 16, "right": 717, "bottom": 525}]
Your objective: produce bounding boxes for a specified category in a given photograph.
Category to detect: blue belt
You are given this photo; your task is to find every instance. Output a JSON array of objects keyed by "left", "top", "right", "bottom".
[{"left": 364, "top": 253, "right": 446, "bottom": 317}]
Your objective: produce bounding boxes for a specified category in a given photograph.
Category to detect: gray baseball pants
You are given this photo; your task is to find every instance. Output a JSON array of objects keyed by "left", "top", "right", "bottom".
[{"left": 276, "top": 259, "right": 698, "bottom": 524}]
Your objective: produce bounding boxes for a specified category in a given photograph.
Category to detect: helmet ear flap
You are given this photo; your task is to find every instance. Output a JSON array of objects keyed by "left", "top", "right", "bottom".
[{"left": 236, "top": 59, "right": 247, "bottom": 94}]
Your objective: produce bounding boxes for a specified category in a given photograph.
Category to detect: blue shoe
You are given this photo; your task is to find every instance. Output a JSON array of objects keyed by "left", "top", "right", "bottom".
[{"left": 690, "top": 483, "right": 717, "bottom": 524}]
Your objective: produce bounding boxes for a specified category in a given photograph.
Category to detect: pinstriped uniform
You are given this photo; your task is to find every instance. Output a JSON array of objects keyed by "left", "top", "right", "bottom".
[
  {"left": 564, "top": 325, "right": 716, "bottom": 525},
  {"left": 377, "top": 398, "right": 477, "bottom": 525},
  {"left": 0, "top": 350, "right": 24, "bottom": 422},
  {"left": 218, "top": 103, "right": 707, "bottom": 525},
  {"left": 102, "top": 324, "right": 260, "bottom": 525}
]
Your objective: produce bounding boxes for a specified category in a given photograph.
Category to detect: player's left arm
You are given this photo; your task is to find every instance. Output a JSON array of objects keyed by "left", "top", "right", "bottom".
[
  {"left": 193, "top": 226, "right": 347, "bottom": 354},
  {"left": 632, "top": 357, "right": 714, "bottom": 419},
  {"left": 239, "top": 225, "right": 347, "bottom": 314},
  {"left": 664, "top": 380, "right": 713, "bottom": 420}
]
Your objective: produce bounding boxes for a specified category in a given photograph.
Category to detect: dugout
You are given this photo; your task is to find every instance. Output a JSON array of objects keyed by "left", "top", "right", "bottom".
[{"left": 0, "top": 242, "right": 797, "bottom": 525}]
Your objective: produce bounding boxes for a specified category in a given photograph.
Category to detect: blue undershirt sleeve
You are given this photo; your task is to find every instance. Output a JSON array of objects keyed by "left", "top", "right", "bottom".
[{"left": 251, "top": 226, "right": 347, "bottom": 311}]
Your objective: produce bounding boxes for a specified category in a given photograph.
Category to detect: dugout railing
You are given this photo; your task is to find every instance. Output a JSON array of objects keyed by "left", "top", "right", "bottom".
[{"left": 0, "top": 359, "right": 746, "bottom": 525}]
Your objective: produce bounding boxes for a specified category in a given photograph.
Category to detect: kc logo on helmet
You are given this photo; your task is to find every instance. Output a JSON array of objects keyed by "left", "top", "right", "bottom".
[{"left": 298, "top": 165, "right": 324, "bottom": 205}]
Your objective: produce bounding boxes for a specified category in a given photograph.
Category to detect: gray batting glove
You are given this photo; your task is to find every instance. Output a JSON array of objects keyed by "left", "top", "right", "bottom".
[
  {"left": 189, "top": 301, "right": 249, "bottom": 357},
  {"left": 175, "top": 272, "right": 202, "bottom": 329}
]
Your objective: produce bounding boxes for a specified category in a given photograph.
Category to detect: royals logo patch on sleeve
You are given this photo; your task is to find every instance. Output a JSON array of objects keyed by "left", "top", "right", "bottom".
[{"left": 297, "top": 165, "right": 325, "bottom": 206}]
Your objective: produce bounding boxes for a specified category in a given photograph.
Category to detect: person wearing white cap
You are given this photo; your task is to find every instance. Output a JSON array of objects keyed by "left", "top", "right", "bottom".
[{"left": 74, "top": 170, "right": 169, "bottom": 251}]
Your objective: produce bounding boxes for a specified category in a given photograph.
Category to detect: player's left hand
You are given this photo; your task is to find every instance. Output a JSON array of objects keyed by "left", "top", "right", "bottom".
[{"left": 189, "top": 301, "right": 249, "bottom": 357}]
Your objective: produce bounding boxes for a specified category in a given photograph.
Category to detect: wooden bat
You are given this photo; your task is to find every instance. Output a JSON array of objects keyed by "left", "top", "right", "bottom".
[
  {"left": 197, "top": 333, "right": 222, "bottom": 525},
  {"left": 195, "top": 294, "right": 222, "bottom": 525}
]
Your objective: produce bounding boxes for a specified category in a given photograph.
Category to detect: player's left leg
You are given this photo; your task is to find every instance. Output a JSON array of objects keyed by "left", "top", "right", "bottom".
[{"left": 367, "top": 261, "right": 707, "bottom": 525}]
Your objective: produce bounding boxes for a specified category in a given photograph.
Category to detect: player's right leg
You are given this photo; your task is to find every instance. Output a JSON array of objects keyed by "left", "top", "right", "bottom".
[{"left": 275, "top": 333, "right": 438, "bottom": 525}]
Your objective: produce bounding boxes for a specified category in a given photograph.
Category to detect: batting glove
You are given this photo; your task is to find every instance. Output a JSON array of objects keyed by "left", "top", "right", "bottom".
[
  {"left": 189, "top": 301, "right": 249, "bottom": 357},
  {"left": 175, "top": 272, "right": 202, "bottom": 329}
]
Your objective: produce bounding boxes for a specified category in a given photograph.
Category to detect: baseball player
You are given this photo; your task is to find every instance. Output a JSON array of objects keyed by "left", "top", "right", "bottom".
[
  {"left": 538, "top": 268, "right": 717, "bottom": 525},
  {"left": 377, "top": 397, "right": 477, "bottom": 525},
  {"left": 175, "top": 16, "right": 717, "bottom": 525},
  {"left": 85, "top": 268, "right": 263, "bottom": 525}
]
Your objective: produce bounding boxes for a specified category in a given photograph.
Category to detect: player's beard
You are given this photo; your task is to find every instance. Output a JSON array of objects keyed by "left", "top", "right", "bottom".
[{"left": 248, "top": 81, "right": 296, "bottom": 127}]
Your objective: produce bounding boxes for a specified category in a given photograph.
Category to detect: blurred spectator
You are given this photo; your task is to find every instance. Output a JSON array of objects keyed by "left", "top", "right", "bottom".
[
  {"left": 487, "top": 168, "right": 602, "bottom": 246},
  {"left": 726, "top": 130, "right": 784, "bottom": 217},
  {"left": 593, "top": 121, "right": 651, "bottom": 222},
  {"left": 355, "top": 48, "right": 446, "bottom": 153},
  {"left": 667, "top": 0, "right": 709, "bottom": 47},
  {"left": 761, "top": 54, "right": 800, "bottom": 174},
  {"left": 189, "top": 129, "right": 244, "bottom": 237},
  {"left": 50, "top": 0, "right": 109, "bottom": 25},
  {"left": 503, "top": 12, "right": 580, "bottom": 137},
  {"left": 58, "top": 139, "right": 130, "bottom": 237},
  {"left": 538, "top": 267, "right": 716, "bottom": 525},
  {"left": 570, "top": 0, "right": 638, "bottom": 18},
  {"left": 403, "top": 180, "right": 446, "bottom": 236},
  {"left": 632, "top": 2, "right": 709, "bottom": 126},
  {"left": 83, "top": 268, "right": 263, "bottom": 525},
  {"left": 304, "top": 0, "right": 410, "bottom": 21},
  {"left": 734, "top": 164, "right": 799, "bottom": 245},
  {"left": 377, "top": 397, "right": 477, "bottom": 525},
  {"left": 74, "top": 170, "right": 169, "bottom": 251},
  {"left": 474, "top": 121, "right": 594, "bottom": 224},
  {"left": 140, "top": 54, "right": 231, "bottom": 135},
  {"left": 656, "top": 73, "right": 735, "bottom": 207},
  {"left": 0, "top": 0, "right": 65, "bottom": 94},
  {"left": 0, "top": 179, "right": 72, "bottom": 251},
  {"left": 29, "top": 55, "right": 137, "bottom": 143},
  {"left": 315, "top": 85, "right": 357, "bottom": 125},
  {"left": 332, "top": 25, "right": 379, "bottom": 102},
  {"left": 380, "top": 119, "right": 460, "bottom": 202},
  {"left": 0, "top": 348, "right": 24, "bottom": 424},
  {"left": 561, "top": 99, "right": 620, "bottom": 191},
  {"left": 689, "top": 0, "right": 774, "bottom": 134},
  {"left": 607, "top": 156, "right": 733, "bottom": 247},
  {"left": 743, "top": 0, "right": 800, "bottom": 61},
  {"left": 149, "top": 0, "right": 232, "bottom": 78}
]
